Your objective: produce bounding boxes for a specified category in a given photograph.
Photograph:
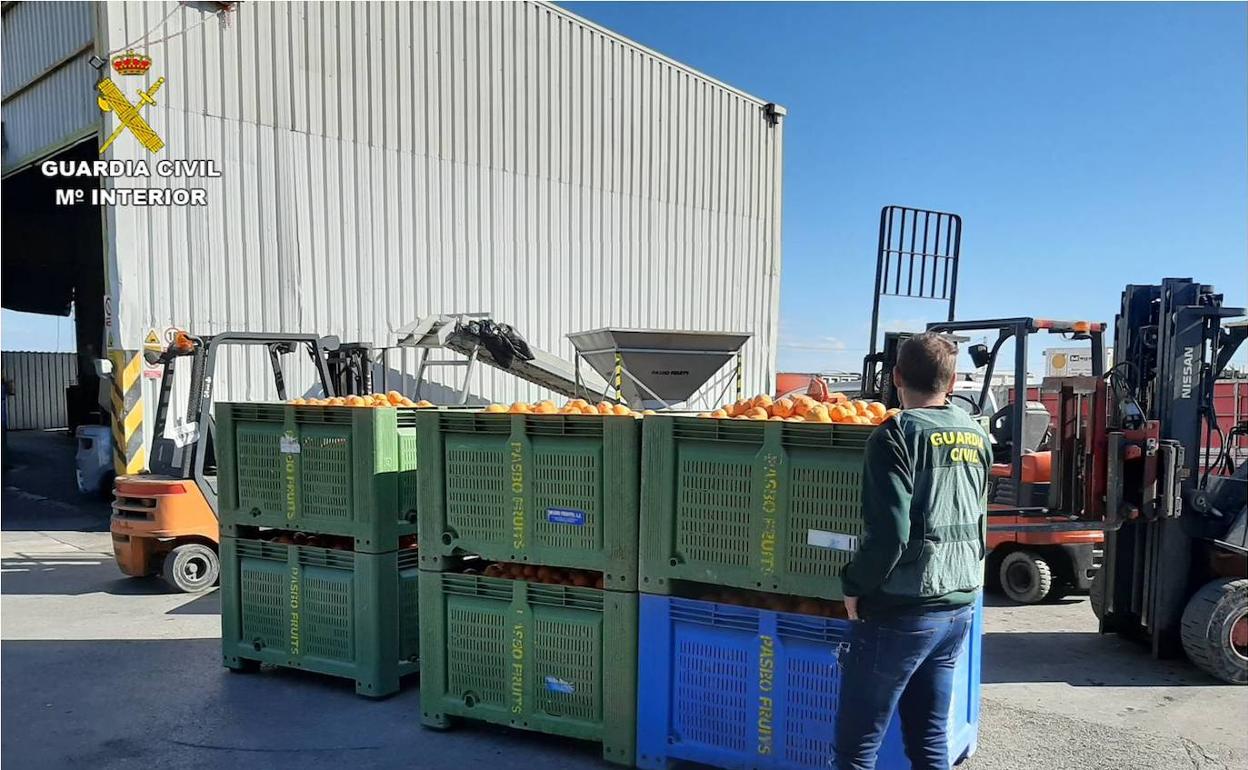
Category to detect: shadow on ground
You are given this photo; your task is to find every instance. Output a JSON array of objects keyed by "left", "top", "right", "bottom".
[
  {"left": 1, "top": 554, "right": 166, "bottom": 596},
  {"left": 1, "top": 638, "right": 603, "bottom": 770},
  {"left": 981, "top": 630, "right": 1223, "bottom": 687},
  {"left": 982, "top": 591, "right": 1084, "bottom": 608}
]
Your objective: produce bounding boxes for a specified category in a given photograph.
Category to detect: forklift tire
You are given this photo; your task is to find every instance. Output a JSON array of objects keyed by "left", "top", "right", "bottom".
[
  {"left": 162, "top": 543, "right": 220, "bottom": 593},
  {"left": 999, "top": 551, "right": 1053, "bottom": 604},
  {"left": 1089, "top": 569, "right": 1105, "bottom": 621},
  {"left": 1180, "top": 578, "right": 1248, "bottom": 685}
]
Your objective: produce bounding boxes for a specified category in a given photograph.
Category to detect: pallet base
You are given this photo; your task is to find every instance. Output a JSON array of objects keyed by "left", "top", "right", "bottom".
[
  {"left": 223, "top": 652, "right": 418, "bottom": 698},
  {"left": 417, "top": 710, "right": 630, "bottom": 765}
]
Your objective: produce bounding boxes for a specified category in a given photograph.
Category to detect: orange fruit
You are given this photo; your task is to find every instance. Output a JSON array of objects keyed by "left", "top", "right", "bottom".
[
  {"left": 792, "top": 398, "right": 814, "bottom": 418},
  {"left": 415, "top": 399, "right": 434, "bottom": 408},
  {"left": 642, "top": 409, "right": 657, "bottom": 415},
  {"left": 710, "top": 408, "right": 729, "bottom": 419},
  {"left": 768, "top": 416, "right": 784, "bottom": 421},
  {"left": 327, "top": 396, "right": 346, "bottom": 406},
  {"left": 746, "top": 406, "right": 769, "bottom": 420},
  {"left": 771, "top": 398, "right": 794, "bottom": 418},
  {"left": 567, "top": 399, "right": 588, "bottom": 409},
  {"left": 807, "top": 405, "right": 832, "bottom": 423},
  {"left": 752, "top": 394, "right": 774, "bottom": 409},
  {"left": 291, "top": 398, "right": 307, "bottom": 405},
  {"left": 483, "top": 404, "right": 507, "bottom": 413},
  {"left": 533, "top": 400, "right": 558, "bottom": 414},
  {"left": 580, "top": 404, "right": 598, "bottom": 415},
  {"left": 828, "top": 392, "right": 848, "bottom": 404},
  {"left": 852, "top": 400, "right": 870, "bottom": 416},
  {"left": 596, "top": 402, "right": 614, "bottom": 415},
  {"left": 387, "top": 390, "right": 404, "bottom": 405},
  {"left": 345, "top": 395, "right": 366, "bottom": 407},
  {"left": 698, "top": 412, "right": 712, "bottom": 418},
  {"left": 508, "top": 401, "right": 532, "bottom": 414},
  {"left": 785, "top": 416, "right": 803, "bottom": 422},
  {"left": 613, "top": 404, "right": 632, "bottom": 416},
  {"left": 867, "top": 402, "right": 887, "bottom": 418}
]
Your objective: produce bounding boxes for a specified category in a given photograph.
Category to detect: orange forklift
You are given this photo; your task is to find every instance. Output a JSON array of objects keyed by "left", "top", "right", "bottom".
[
  {"left": 110, "top": 331, "right": 345, "bottom": 592},
  {"left": 859, "top": 206, "right": 1104, "bottom": 603}
]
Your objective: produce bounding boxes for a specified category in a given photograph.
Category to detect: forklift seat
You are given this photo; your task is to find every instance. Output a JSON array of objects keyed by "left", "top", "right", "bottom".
[
  {"left": 989, "top": 451, "right": 1052, "bottom": 483},
  {"left": 988, "top": 401, "right": 1052, "bottom": 461}
]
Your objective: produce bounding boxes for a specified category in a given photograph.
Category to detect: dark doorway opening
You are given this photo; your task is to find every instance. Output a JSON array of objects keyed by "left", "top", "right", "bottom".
[{"left": 2, "top": 138, "right": 106, "bottom": 429}]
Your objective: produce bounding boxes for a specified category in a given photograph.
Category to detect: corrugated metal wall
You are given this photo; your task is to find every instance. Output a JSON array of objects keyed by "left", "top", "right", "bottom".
[
  {"left": 1, "top": 1, "right": 98, "bottom": 175},
  {"left": 101, "top": 1, "right": 783, "bottom": 412},
  {"left": 1, "top": 351, "right": 77, "bottom": 430}
]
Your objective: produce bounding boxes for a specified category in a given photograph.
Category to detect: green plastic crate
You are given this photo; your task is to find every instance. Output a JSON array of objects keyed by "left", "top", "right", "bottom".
[
  {"left": 216, "top": 403, "right": 420, "bottom": 552},
  {"left": 640, "top": 415, "right": 874, "bottom": 601},
  {"left": 220, "top": 537, "right": 421, "bottom": 697},
  {"left": 418, "top": 572, "right": 637, "bottom": 766},
  {"left": 416, "top": 412, "right": 640, "bottom": 590}
]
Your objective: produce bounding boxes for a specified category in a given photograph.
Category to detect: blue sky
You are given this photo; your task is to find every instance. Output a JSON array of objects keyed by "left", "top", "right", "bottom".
[
  {"left": 564, "top": 1, "right": 1248, "bottom": 373},
  {"left": 5, "top": 2, "right": 1245, "bottom": 373}
]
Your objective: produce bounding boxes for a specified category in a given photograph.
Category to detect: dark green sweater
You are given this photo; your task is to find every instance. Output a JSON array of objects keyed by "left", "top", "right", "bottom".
[{"left": 842, "top": 405, "right": 990, "bottom": 615}]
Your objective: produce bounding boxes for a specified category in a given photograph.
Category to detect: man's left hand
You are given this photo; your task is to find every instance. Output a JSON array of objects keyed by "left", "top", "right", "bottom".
[{"left": 844, "top": 595, "right": 859, "bottom": 621}]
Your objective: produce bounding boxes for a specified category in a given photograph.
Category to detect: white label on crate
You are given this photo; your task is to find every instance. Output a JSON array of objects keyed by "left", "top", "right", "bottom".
[
  {"left": 172, "top": 421, "right": 199, "bottom": 448},
  {"left": 280, "top": 433, "right": 301, "bottom": 454},
  {"left": 546, "top": 508, "right": 586, "bottom": 526},
  {"left": 544, "top": 676, "right": 575, "bottom": 694},
  {"left": 807, "top": 529, "right": 858, "bottom": 552}
]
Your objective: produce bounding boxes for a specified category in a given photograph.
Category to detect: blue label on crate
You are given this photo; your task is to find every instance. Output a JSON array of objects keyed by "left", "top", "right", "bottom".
[
  {"left": 544, "top": 676, "right": 576, "bottom": 694},
  {"left": 546, "top": 507, "right": 586, "bottom": 526}
]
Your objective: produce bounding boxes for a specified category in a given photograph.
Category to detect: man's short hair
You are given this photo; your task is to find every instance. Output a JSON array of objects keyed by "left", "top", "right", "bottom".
[{"left": 896, "top": 333, "right": 958, "bottom": 396}]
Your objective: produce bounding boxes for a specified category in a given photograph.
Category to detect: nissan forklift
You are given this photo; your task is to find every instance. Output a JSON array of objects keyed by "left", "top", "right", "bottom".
[
  {"left": 1092, "top": 279, "right": 1246, "bottom": 683},
  {"left": 110, "top": 331, "right": 349, "bottom": 592},
  {"left": 858, "top": 205, "right": 1106, "bottom": 603}
]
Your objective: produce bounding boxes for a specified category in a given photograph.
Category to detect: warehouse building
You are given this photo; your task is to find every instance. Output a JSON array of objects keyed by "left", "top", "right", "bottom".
[{"left": 1, "top": 0, "right": 785, "bottom": 473}]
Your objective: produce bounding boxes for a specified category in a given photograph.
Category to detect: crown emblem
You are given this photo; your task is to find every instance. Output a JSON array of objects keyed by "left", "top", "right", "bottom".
[{"left": 111, "top": 50, "right": 152, "bottom": 76}]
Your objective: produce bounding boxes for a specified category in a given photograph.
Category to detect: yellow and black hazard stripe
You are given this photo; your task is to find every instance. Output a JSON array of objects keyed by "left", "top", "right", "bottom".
[
  {"left": 613, "top": 352, "right": 624, "bottom": 402},
  {"left": 109, "top": 349, "right": 145, "bottom": 476}
]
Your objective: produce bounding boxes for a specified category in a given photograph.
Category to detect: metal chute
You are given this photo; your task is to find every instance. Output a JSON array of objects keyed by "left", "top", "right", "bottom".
[{"left": 567, "top": 328, "right": 751, "bottom": 409}]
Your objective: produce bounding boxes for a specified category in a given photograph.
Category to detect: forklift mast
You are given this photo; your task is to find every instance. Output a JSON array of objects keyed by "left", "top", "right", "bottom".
[
  {"left": 1101, "top": 278, "right": 1247, "bottom": 657},
  {"left": 325, "top": 342, "right": 375, "bottom": 396},
  {"left": 146, "top": 332, "right": 339, "bottom": 499},
  {"left": 861, "top": 205, "right": 962, "bottom": 403}
]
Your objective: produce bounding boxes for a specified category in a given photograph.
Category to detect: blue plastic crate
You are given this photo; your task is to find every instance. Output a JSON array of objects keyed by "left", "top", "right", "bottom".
[{"left": 636, "top": 594, "right": 982, "bottom": 770}]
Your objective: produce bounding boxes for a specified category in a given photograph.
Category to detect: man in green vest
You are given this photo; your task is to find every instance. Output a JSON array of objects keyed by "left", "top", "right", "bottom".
[{"left": 835, "top": 333, "right": 990, "bottom": 770}]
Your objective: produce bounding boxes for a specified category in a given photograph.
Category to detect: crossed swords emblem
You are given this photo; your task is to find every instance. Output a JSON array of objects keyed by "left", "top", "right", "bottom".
[{"left": 97, "top": 76, "right": 166, "bottom": 154}]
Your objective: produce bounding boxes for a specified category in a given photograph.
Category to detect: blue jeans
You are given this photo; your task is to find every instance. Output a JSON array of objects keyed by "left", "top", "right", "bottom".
[{"left": 834, "top": 604, "right": 974, "bottom": 770}]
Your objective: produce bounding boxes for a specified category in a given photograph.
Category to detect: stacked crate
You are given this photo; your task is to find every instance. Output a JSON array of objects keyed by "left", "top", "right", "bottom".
[
  {"left": 413, "top": 410, "right": 639, "bottom": 766},
  {"left": 634, "top": 415, "right": 981, "bottom": 770},
  {"left": 215, "top": 403, "right": 422, "bottom": 697}
]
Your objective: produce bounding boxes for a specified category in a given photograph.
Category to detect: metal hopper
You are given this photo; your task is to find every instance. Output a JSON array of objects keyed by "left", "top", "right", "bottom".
[{"left": 567, "top": 328, "right": 751, "bottom": 409}]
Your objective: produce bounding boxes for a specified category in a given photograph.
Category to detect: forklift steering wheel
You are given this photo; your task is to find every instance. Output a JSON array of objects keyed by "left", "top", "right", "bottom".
[{"left": 949, "top": 392, "right": 982, "bottom": 415}]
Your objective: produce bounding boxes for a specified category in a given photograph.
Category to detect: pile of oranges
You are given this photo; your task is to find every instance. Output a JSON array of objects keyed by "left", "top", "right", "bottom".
[
  {"left": 289, "top": 391, "right": 435, "bottom": 408},
  {"left": 700, "top": 393, "right": 898, "bottom": 426},
  {"left": 698, "top": 587, "right": 849, "bottom": 618},
  {"left": 480, "top": 561, "right": 605, "bottom": 589},
  {"left": 480, "top": 399, "right": 655, "bottom": 416}
]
